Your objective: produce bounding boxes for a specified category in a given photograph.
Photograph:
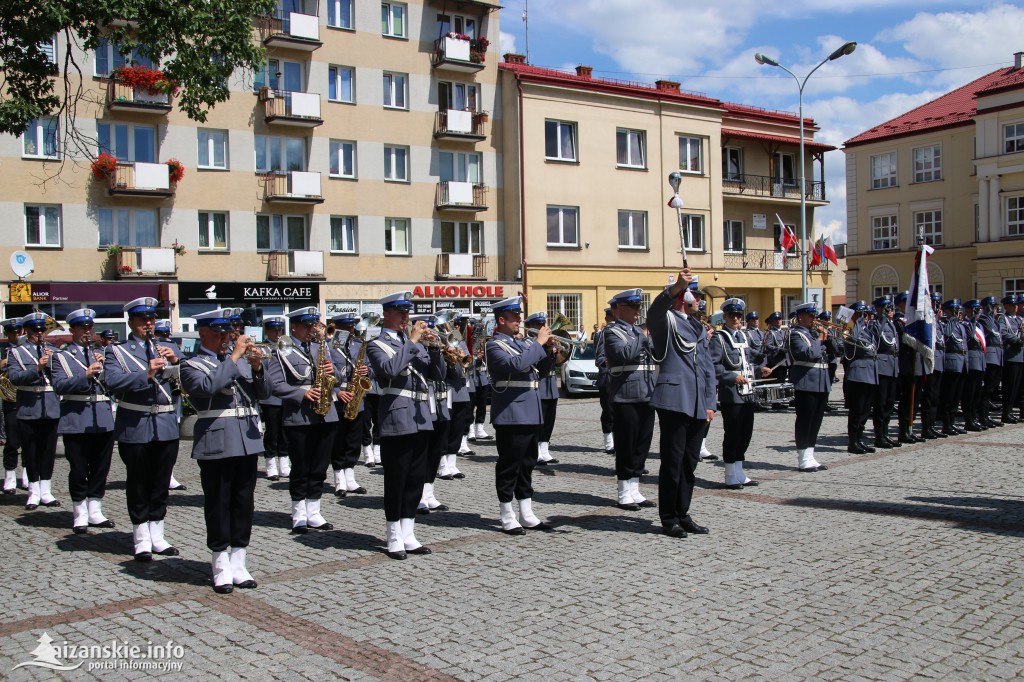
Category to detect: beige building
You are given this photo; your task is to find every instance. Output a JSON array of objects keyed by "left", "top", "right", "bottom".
[{"left": 844, "top": 53, "right": 1024, "bottom": 303}]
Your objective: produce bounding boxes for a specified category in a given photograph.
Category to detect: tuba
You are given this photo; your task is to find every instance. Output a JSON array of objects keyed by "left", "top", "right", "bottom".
[{"left": 342, "top": 313, "right": 379, "bottom": 420}]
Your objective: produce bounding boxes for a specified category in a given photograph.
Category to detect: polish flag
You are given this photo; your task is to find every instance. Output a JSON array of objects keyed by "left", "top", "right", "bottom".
[
  {"left": 777, "top": 215, "right": 798, "bottom": 252},
  {"left": 822, "top": 236, "right": 839, "bottom": 265}
]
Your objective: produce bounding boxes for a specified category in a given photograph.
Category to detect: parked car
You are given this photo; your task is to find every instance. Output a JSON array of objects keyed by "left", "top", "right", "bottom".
[{"left": 561, "top": 342, "right": 599, "bottom": 395}]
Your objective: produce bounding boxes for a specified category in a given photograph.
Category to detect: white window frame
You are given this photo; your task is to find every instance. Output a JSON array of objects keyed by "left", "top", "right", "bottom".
[
  {"left": 24, "top": 204, "right": 62, "bottom": 248},
  {"left": 616, "top": 128, "right": 646, "bottom": 169},
  {"left": 441, "top": 221, "right": 482, "bottom": 255},
  {"left": 683, "top": 215, "right": 705, "bottom": 252},
  {"left": 329, "top": 140, "right": 357, "bottom": 178},
  {"left": 913, "top": 145, "right": 942, "bottom": 183},
  {"left": 914, "top": 208, "right": 943, "bottom": 246},
  {"left": 1004, "top": 279, "right": 1024, "bottom": 298},
  {"left": 39, "top": 36, "right": 57, "bottom": 65},
  {"left": 384, "top": 217, "right": 410, "bottom": 255},
  {"left": 438, "top": 80, "right": 479, "bottom": 111},
  {"left": 437, "top": 13, "right": 477, "bottom": 39},
  {"left": 383, "top": 145, "right": 409, "bottom": 182},
  {"left": 97, "top": 121, "right": 156, "bottom": 163},
  {"left": 723, "top": 147, "right": 742, "bottom": 181},
  {"left": 545, "top": 120, "right": 577, "bottom": 162},
  {"left": 255, "top": 58, "right": 304, "bottom": 93},
  {"left": 198, "top": 211, "right": 229, "bottom": 251},
  {"left": 723, "top": 220, "right": 744, "bottom": 253},
  {"left": 255, "top": 135, "right": 306, "bottom": 173},
  {"left": 330, "top": 216, "right": 357, "bottom": 254},
  {"left": 383, "top": 71, "right": 408, "bottom": 110},
  {"left": 1007, "top": 194, "right": 1024, "bottom": 237},
  {"left": 546, "top": 206, "right": 579, "bottom": 248},
  {"left": 439, "top": 151, "right": 481, "bottom": 184},
  {"left": 774, "top": 152, "right": 796, "bottom": 186},
  {"left": 197, "top": 129, "right": 228, "bottom": 170},
  {"left": 1005, "top": 123, "right": 1024, "bottom": 154},
  {"left": 678, "top": 136, "right": 703, "bottom": 174},
  {"left": 328, "top": 65, "right": 355, "bottom": 103},
  {"left": 256, "top": 214, "right": 307, "bottom": 252},
  {"left": 381, "top": 2, "right": 407, "bottom": 38},
  {"left": 872, "top": 215, "right": 899, "bottom": 251},
  {"left": 94, "top": 39, "right": 153, "bottom": 77},
  {"left": 617, "top": 210, "right": 647, "bottom": 250},
  {"left": 327, "top": 0, "right": 353, "bottom": 29},
  {"left": 870, "top": 151, "right": 897, "bottom": 189},
  {"left": 546, "top": 294, "right": 581, "bottom": 333},
  {"left": 22, "top": 117, "right": 60, "bottom": 159},
  {"left": 873, "top": 285, "right": 898, "bottom": 301},
  {"left": 98, "top": 208, "right": 160, "bottom": 248}
]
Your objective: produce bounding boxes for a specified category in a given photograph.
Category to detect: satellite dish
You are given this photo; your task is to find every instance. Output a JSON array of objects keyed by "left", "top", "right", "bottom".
[{"left": 10, "top": 251, "right": 34, "bottom": 279}]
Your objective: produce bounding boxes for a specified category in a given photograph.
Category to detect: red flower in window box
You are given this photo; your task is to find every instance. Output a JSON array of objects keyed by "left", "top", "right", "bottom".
[
  {"left": 121, "top": 265, "right": 134, "bottom": 274},
  {"left": 91, "top": 152, "right": 118, "bottom": 179},
  {"left": 166, "top": 159, "right": 185, "bottom": 184},
  {"left": 112, "top": 65, "right": 179, "bottom": 96}
]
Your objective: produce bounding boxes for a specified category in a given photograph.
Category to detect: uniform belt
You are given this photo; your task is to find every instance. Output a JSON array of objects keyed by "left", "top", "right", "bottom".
[
  {"left": 17, "top": 385, "right": 54, "bottom": 393},
  {"left": 609, "top": 364, "right": 657, "bottom": 372},
  {"left": 61, "top": 394, "right": 111, "bottom": 403},
  {"left": 118, "top": 401, "right": 177, "bottom": 414},
  {"left": 196, "top": 407, "right": 260, "bottom": 419},
  {"left": 792, "top": 361, "right": 829, "bottom": 369},
  {"left": 498, "top": 380, "right": 539, "bottom": 389},
  {"left": 382, "top": 388, "right": 428, "bottom": 401}
]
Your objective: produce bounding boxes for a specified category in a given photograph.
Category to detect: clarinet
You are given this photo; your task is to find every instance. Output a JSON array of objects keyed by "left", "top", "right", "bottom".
[{"left": 83, "top": 333, "right": 105, "bottom": 395}]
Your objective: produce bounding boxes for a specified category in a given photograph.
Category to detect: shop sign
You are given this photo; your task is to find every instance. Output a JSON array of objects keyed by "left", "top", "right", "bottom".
[
  {"left": 179, "top": 282, "right": 319, "bottom": 303},
  {"left": 412, "top": 285, "right": 505, "bottom": 298}
]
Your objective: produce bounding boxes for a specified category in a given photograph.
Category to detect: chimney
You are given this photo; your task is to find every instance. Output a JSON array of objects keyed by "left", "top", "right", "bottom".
[
  {"left": 655, "top": 79, "right": 681, "bottom": 93},
  {"left": 503, "top": 53, "right": 526, "bottom": 65},
  {"left": 1015, "top": 51, "right": 1024, "bottom": 70},
  {"left": 575, "top": 65, "right": 593, "bottom": 78}
]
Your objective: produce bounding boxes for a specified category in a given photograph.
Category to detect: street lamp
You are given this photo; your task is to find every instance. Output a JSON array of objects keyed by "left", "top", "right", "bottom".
[{"left": 754, "top": 41, "right": 856, "bottom": 303}]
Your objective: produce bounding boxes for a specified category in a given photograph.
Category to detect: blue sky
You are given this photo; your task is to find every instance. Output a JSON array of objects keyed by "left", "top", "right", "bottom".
[{"left": 497, "top": 1, "right": 1024, "bottom": 244}]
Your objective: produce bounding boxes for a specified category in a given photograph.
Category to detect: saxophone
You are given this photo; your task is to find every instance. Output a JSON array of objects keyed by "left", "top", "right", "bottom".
[
  {"left": 311, "top": 326, "right": 336, "bottom": 417},
  {"left": 343, "top": 338, "right": 372, "bottom": 421}
]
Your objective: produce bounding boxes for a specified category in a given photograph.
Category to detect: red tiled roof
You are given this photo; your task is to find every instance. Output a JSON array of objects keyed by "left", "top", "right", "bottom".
[
  {"left": 844, "top": 65, "right": 1024, "bottom": 147},
  {"left": 721, "top": 128, "right": 835, "bottom": 152}
]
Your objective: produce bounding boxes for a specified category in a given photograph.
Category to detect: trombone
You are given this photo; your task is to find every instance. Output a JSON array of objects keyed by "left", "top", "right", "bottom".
[{"left": 527, "top": 312, "right": 587, "bottom": 354}]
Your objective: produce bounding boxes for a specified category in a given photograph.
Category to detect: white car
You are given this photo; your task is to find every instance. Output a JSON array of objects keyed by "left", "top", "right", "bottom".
[{"left": 560, "top": 343, "right": 599, "bottom": 395}]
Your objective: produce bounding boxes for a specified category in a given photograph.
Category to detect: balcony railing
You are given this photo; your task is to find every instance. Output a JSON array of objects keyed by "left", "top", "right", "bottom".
[
  {"left": 431, "top": 36, "right": 485, "bottom": 73},
  {"left": 106, "top": 80, "right": 172, "bottom": 114},
  {"left": 259, "top": 12, "right": 322, "bottom": 50},
  {"left": 434, "top": 110, "right": 488, "bottom": 141},
  {"left": 720, "top": 248, "right": 830, "bottom": 271},
  {"left": 261, "top": 171, "right": 324, "bottom": 203},
  {"left": 436, "top": 254, "right": 487, "bottom": 280},
  {"left": 436, "top": 182, "right": 487, "bottom": 211},
  {"left": 115, "top": 247, "right": 177, "bottom": 279},
  {"left": 267, "top": 250, "right": 325, "bottom": 279},
  {"left": 722, "top": 174, "right": 826, "bottom": 202},
  {"left": 260, "top": 89, "right": 323, "bottom": 127},
  {"left": 109, "top": 162, "right": 175, "bottom": 198}
]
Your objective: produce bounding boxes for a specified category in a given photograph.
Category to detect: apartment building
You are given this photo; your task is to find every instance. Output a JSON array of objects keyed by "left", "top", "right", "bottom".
[
  {"left": 844, "top": 53, "right": 1024, "bottom": 303},
  {"left": 1, "top": 0, "right": 507, "bottom": 334},
  {"left": 498, "top": 57, "right": 837, "bottom": 333}
]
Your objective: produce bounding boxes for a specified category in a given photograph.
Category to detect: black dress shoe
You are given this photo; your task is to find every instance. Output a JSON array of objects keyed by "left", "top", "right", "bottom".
[
  {"left": 387, "top": 550, "right": 407, "bottom": 560},
  {"left": 605, "top": 448, "right": 616, "bottom": 455},
  {"left": 637, "top": 499, "right": 657, "bottom": 507},
  {"left": 308, "top": 522, "right": 333, "bottom": 531},
  {"left": 617, "top": 502, "right": 641, "bottom": 511},
  {"left": 42, "top": 499, "right": 61, "bottom": 507},
  {"left": 700, "top": 454, "right": 720, "bottom": 461},
  {"left": 291, "top": 525, "right": 308, "bottom": 534},
  {"left": 680, "top": 518, "right": 709, "bottom": 534},
  {"left": 523, "top": 521, "right": 553, "bottom": 531},
  {"left": 799, "top": 465, "right": 828, "bottom": 472},
  {"left": 334, "top": 488, "right": 347, "bottom": 497},
  {"left": 885, "top": 437, "right": 902, "bottom": 448},
  {"left": 365, "top": 462, "right": 377, "bottom": 468},
  {"left": 73, "top": 526, "right": 89, "bottom": 535},
  {"left": 874, "top": 439, "right": 894, "bottom": 450},
  {"left": 407, "top": 546, "right": 432, "bottom": 555},
  {"left": 502, "top": 526, "right": 526, "bottom": 536},
  {"left": 723, "top": 484, "right": 744, "bottom": 490},
  {"left": 742, "top": 480, "right": 760, "bottom": 487},
  {"left": 89, "top": 519, "right": 116, "bottom": 528},
  {"left": 155, "top": 546, "right": 179, "bottom": 556},
  {"left": 848, "top": 442, "right": 867, "bottom": 454},
  {"left": 351, "top": 486, "right": 367, "bottom": 494},
  {"left": 2, "top": 488, "right": 14, "bottom": 495},
  {"left": 169, "top": 484, "right": 186, "bottom": 491},
  {"left": 663, "top": 524, "right": 687, "bottom": 538},
  {"left": 536, "top": 460, "right": 548, "bottom": 466},
  {"left": 546, "top": 458, "right": 560, "bottom": 465},
  {"left": 429, "top": 503, "right": 450, "bottom": 512},
  {"left": 451, "top": 472, "right": 466, "bottom": 479},
  {"left": 932, "top": 429, "right": 948, "bottom": 438},
  {"left": 437, "top": 474, "right": 454, "bottom": 481},
  {"left": 266, "top": 475, "right": 279, "bottom": 481},
  {"left": 213, "top": 583, "right": 234, "bottom": 594},
  {"left": 1003, "top": 415, "right": 1019, "bottom": 424},
  {"left": 642, "top": 469, "right": 649, "bottom": 475},
  {"left": 989, "top": 419, "right": 1004, "bottom": 428},
  {"left": 234, "top": 579, "right": 257, "bottom": 589},
  {"left": 965, "top": 422, "right": 983, "bottom": 432},
  {"left": 921, "top": 430, "right": 937, "bottom": 440},
  {"left": 416, "top": 507, "right": 430, "bottom": 515},
  {"left": 24, "top": 502, "right": 38, "bottom": 510},
  {"left": 953, "top": 425, "right": 967, "bottom": 434},
  {"left": 860, "top": 442, "right": 877, "bottom": 453},
  {"left": 899, "top": 433, "right": 917, "bottom": 443},
  {"left": 134, "top": 551, "right": 152, "bottom": 562}
]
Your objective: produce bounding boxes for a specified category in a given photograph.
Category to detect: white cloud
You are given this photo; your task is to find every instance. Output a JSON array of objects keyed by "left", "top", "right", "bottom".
[{"left": 499, "top": 31, "right": 517, "bottom": 56}]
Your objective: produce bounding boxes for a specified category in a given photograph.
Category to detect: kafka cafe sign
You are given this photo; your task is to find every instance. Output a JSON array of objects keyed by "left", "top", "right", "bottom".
[{"left": 178, "top": 282, "right": 319, "bottom": 304}]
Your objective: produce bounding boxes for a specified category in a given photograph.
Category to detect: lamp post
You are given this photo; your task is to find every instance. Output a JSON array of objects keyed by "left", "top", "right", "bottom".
[{"left": 755, "top": 41, "right": 856, "bottom": 303}]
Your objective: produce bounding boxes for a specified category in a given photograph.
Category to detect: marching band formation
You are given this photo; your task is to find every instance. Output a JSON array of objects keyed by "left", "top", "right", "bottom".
[{"left": 1, "top": 271, "right": 1022, "bottom": 592}]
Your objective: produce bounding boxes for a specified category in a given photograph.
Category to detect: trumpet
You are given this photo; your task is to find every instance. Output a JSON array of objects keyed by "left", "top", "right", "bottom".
[{"left": 243, "top": 337, "right": 293, "bottom": 359}]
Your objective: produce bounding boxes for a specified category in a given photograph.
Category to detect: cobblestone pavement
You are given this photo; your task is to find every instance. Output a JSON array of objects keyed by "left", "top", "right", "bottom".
[{"left": 2, "top": 382, "right": 1024, "bottom": 680}]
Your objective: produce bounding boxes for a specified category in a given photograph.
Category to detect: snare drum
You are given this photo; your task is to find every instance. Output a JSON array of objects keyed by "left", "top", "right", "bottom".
[{"left": 755, "top": 382, "right": 795, "bottom": 407}]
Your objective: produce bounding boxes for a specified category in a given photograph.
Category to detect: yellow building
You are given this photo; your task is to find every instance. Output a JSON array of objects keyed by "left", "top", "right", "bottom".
[
  {"left": 843, "top": 53, "right": 1024, "bottom": 302},
  {"left": 498, "top": 57, "right": 837, "bottom": 333}
]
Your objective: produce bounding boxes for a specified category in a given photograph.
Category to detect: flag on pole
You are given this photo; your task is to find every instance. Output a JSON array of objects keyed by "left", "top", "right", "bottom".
[
  {"left": 902, "top": 243, "right": 936, "bottom": 373},
  {"left": 667, "top": 194, "right": 684, "bottom": 209},
  {"left": 809, "top": 236, "right": 823, "bottom": 267},
  {"left": 822, "top": 235, "right": 839, "bottom": 265},
  {"left": 776, "top": 214, "right": 797, "bottom": 252}
]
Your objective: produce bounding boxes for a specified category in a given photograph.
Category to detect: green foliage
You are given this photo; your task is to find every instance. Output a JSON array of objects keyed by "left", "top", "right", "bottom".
[{"left": 0, "top": 0, "right": 277, "bottom": 136}]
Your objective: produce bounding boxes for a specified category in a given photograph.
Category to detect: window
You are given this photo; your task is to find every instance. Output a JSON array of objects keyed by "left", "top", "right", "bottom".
[
  {"left": 381, "top": 2, "right": 406, "bottom": 37},
  {"left": 25, "top": 205, "right": 61, "bottom": 247},
  {"left": 22, "top": 118, "right": 59, "bottom": 159},
  {"left": 197, "top": 129, "right": 228, "bottom": 169},
  {"left": 1008, "top": 195, "right": 1024, "bottom": 237},
  {"left": 441, "top": 221, "right": 482, "bottom": 254},
  {"left": 1005, "top": 279, "right": 1024, "bottom": 298},
  {"left": 383, "top": 72, "right": 407, "bottom": 109},
  {"left": 97, "top": 122, "right": 155, "bottom": 163},
  {"left": 39, "top": 36, "right": 57, "bottom": 65},
  {"left": 774, "top": 152, "right": 796, "bottom": 186},
  {"left": 198, "top": 211, "right": 229, "bottom": 251},
  {"left": 913, "top": 145, "right": 942, "bottom": 183},
  {"left": 773, "top": 223, "right": 798, "bottom": 256},
  {"left": 256, "top": 214, "right": 306, "bottom": 251},
  {"left": 328, "top": 140, "right": 356, "bottom": 178},
  {"left": 929, "top": 283, "right": 943, "bottom": 300},
  {"left": 617, "top": 210, "right": 647, "bottom": 250},
  {"left": 94, "top": 39, "right": 153, "bottom": 77},
  {"left": 870, "top": 152, "right": 897, "bottom": 189},
  {"left": 1006, "top": 123, "right": 1024, "bottom": 154},
  {"left": 384, "top": 218, "right": 409, "bottom": 255},
  {"left": 255, "top": 135, "right": 306, "bottom": 173},
  {"left": 546, "top": 206, "right": 579, "bottom": 247},
  {"left": 328, "top": 65, "right": 354, "bottom": 103},
  {"left": 546, "top": 294, "right": 581, "bottom": 333},
  {"left": 723, "top": 147, "right": 742, "bottom": 181},
  {"left": 330, "top": 216, "right": 357, "bottom": 253},
  {"left": 915, "top": 209, "right": 943, "bottom": 246},
  {"left": 327, "top": 0, "right": 353, "bottom": 28},
  {"left": 872, "top": 215, "right": 898, "bottom": 250},
  {"left": 439, "top": 151, "right": 481, "bottom": 183},
  {"left": 437, "top": 13, "right": 476, "bottom": 39},
  {"left": 678, "top": 136, "right": 703, "bottom": 174},
  {"left": 683, "top": 215, "right": 704, "bottom": 252},
  {"left": 545, "top": 120, "right": 577, "bottom": 161},
  {"left": 615, "top": 129, "right": 645, "bottom": 168},
  {"left": 438, "top": 81, "right": 478, "bottom": 111},
  {"left": 255, "top": 59, "right": 303, "bottom": 93},
  {"left": 873, "top": 285, "right": 898, "bottom": 301},
  {"left": 723, "top": 220, "right": 743, "bottom": 253},
  {"left": 98, "top": 208, "right": 159, "bottom": 247},
  {"left": 384, "top": 145, "right": 408, "bottom": 181}
]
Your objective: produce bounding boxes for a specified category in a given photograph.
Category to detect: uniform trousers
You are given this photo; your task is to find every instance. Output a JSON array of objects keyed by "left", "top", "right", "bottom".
[
  {"left": 845, "top": 381, "right": 874, "bottom": 442},
  {"left": 197, "top": 454, "right": 257, "bottom": 552},
  {"left": 260, "top": 404, "right": 285, "bottom": 459},
  {"left": 539, "top": 398, "right": 558, "bottom": 443},
  {"left": 940, "top": 368, "right": 965, "bottom": 427},
  {"left": 63, "top": 431, "right": 114, "bottom": 502},
  {"left": 922, "top": 371, "right": 942, "bottom": 429},
  {"left": 283, "top": 422, "right": 335, "bottom": 502},
  {"left": 331, "top": 408, "right": 364, "bottom": 471},
  {"left": 118, "top": 439, "right": 178, "bottom": 525},
  {"left": 612, "top": 401, "right": 654, "bottom": 480},
  {"left": 380, "top": 431, "right": 429, "bottom": 521},
  {"left": 494, "top": 424, "right": 539, "bottom": 503},
  {"left": 655, "top": 409, "right": 705, "bottom": 528},
  {"left": 874, "top": 374, "right": 899, "bottom": 437},
  {"left": 426, "top": 418, "right": 449, "bottom": 485},
  {"left": 471, "top": 385, "right": 490, "bottom": 425},
  {"left": 361, "top": 394, "right": 380, "bottom": 446},
  {"left": 2, "top": 406, "right": 20, "bottom": 471},
  {"left": 720, "top": 402, "right": 754, "bottom": 463},
  {"left": 962, "top": 370, "right": 985, "bottom": 425},
  {"left": 598, "top": 385, "right": 614, "bottom": 434},
  {"left": 1003, "top": 363, "right": 1023, "bottom": 419},
  {"left": 794, "top": 390, "right": 828, "bottom": 449},
  {"left": 981, "top": 364, "right": 1002, "bottom": 421},
  {"left": 20, "top": 418, "right": 59, "bottom": 482},
  {"left": 447, "top": 401, "right": 472, "bottom": 453}
]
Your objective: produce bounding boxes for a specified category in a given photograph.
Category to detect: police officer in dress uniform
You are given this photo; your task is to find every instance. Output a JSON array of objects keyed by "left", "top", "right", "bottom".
[
  {"left": 103, "top": 297, "right": 181, "bottom": 561},
  {"left": 49, "top": 309, "right": 116, "bottom": 533},
  {"left": 763, "top": 312, "right": 789, "bottom": 410},
  {"left": 844, "top": 302, "right": 879, "bottom": 454},
  {"left": 181, "top": 309, "right": 268, "bottom": 593},
  {"left": 1, "top": 318, "right": 27, "bottom": 494},
  {"left": 647, "top": 270, "right": 716, "bottom": 538},
  {"left": 978, "top": 296, "right": 1004, "bottom": 428},
  {"left": 962, "top": 300, "right": 987, "bottom": 431},
  {"left": 468, "top": 316, "right": 493, "bottom": 444},
  {"left": 154, "top": 319, "right": 187, "bottom": 492},
  {"left": 411, "top": 314, "right": 453, "bottom": 513},
  {"left": 7, "top": 312, "right": 62, "bottom": 510},
  {"left": 603, "top": 289, "right": 657, "bottom": 510},
  {"left": 871, "top": 297, "right": 902, "bottom": 448},
  {"left": 524, "top": 311, "right": 565, "bottom": 466},
  {"left": 919, "top": 293, "right": 947, "bottom": 439},
  {"left": 1000, "top": 296, "right": 1023, "bottom": 424},
  {"left": 939, "top": 300, "right": 967, "bottom": 435},
  {"left": 788, "top": 302, "right": 832, "bottom": 470},
  {"left": 485, "top": 296, "right": 555, "bottom": 535},
  {"left": 594, "top": 307, "right": 616, "bottom": 454},
  {"left": 437, "top": 312, "right": 471, "bottom": 479},
  {"left": 259, "top": 316, "right": 289, "bottom": 481},
  {"left": 328, "top": 312, "right": 368, "bottom": 498}
]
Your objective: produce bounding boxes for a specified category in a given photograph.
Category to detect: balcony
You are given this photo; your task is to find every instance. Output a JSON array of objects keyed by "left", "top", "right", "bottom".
[
  {"left": 261, "top": 171, "right": 324, "bottom": 204},
  {"left": 720, "top": 248, "right": 830, "bottom": 271},
  {"left": 106, "top": 80, "right": 172, "bottom": 115},
  {"left": 267, "top": 250, "right": 325, "bottom": 280},
  {"left": 722, "top": 174, "right": 827, "bottom": 203},
  {"left": 431, "top": 35, "right": 485, "bottom": 73},
  {"left": 259, "top": 12, "right": 322, "bottom": 50},
  {"left": 108, "top": 162, "right": 175, "bottom": 198},
  {"left": 436, "top": 182, "right": 487, "bottom": 212},
  {"left": 115, "top": 248, "right": 177, "bottom": 279},
  {"left": 436, "top": 254, "right": 487, "bottom": 280},
  {"left": 434, "top": 110, "right": 488, "bottom": 141},
  {"left": 260, "top": 89, "right": 323, "bottom": 127}
]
